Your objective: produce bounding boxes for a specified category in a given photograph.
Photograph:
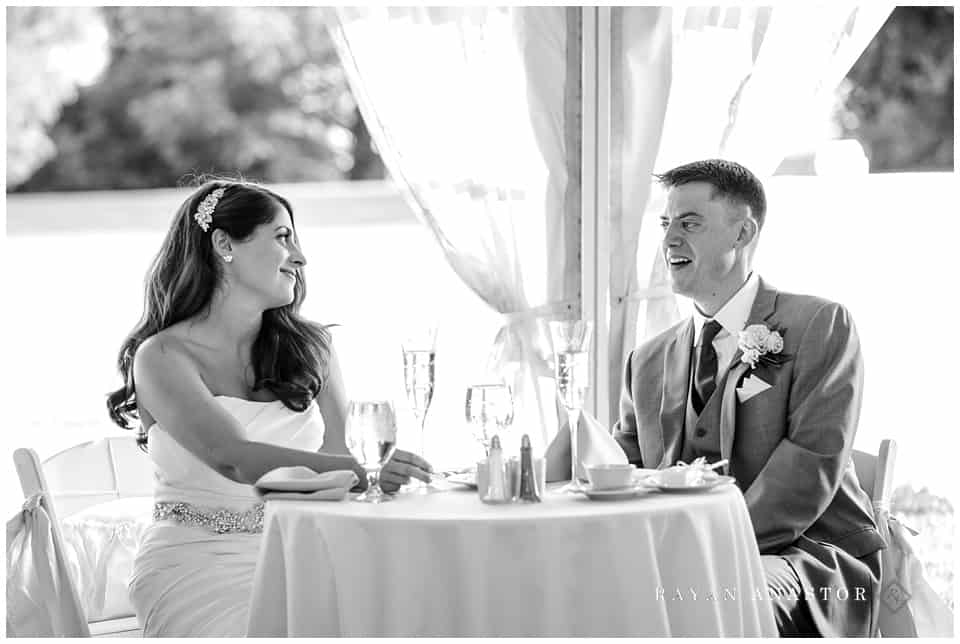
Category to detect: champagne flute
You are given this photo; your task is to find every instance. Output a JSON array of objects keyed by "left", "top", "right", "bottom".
[
  {"left": 549, "top": 320, "right": 593, "bottom": 493},
  {"left": 465, "top": 383, "right": 515, "bottom": 455},
  {"left": 402, "top": 327, "right": 437, "bottom": 491},
  {"left": 345, "top": 400, "right": 399, "bottom": 503}
]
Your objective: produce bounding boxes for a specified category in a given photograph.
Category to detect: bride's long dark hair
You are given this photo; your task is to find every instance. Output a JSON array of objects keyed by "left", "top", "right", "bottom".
[{"left": 107, "top": 179, "right": 333, "bottom": 446}]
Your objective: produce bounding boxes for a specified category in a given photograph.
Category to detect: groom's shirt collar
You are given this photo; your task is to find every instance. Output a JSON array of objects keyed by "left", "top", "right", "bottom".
[{"left": 692, "top": 271, "right": 760, "bottom": 347}]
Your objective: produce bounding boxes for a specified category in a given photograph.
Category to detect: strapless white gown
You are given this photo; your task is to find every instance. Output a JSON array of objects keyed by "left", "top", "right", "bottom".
[{"left": 128, "top": 396, "right": 325, "bottom": 637}]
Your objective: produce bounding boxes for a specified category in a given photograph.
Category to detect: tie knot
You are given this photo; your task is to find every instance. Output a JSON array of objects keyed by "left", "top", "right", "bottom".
[{"left": 701, "top": 319, "right": 722, "bottom": 345}]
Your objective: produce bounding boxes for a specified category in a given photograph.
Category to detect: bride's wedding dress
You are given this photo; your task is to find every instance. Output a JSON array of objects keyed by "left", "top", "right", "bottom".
[{"left": 128, "top": 396, "right": 325, "bottom": 637}]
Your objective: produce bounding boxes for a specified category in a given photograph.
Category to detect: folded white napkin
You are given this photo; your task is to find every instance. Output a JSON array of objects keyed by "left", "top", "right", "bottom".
[
  {"left": 736, "top": 374, "right": 771, "bottom": 403},
  {"left": 545, "top": 408, "right": 628, "bottom": 482},
  {"left": 253, "top": 467, "right": 358, "bottom": 501}
]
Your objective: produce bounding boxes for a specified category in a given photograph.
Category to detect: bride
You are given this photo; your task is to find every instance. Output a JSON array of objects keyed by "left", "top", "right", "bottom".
[{"left": 106, "top": 179, "right": 432, "bottom": 636}]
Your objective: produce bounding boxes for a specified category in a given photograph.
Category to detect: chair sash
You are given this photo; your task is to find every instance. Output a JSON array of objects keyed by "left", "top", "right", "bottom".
[
  {"left": 875, "top": 506, "right": 954, "bottom": 637},
  {"left": 5, "top": 494, "right": 90, "bottom": 637}
]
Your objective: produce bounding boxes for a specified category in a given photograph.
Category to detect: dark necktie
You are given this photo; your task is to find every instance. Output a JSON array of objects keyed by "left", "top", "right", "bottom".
[{"left": 692, "top": 320, "right": 722, "bottom": 415}]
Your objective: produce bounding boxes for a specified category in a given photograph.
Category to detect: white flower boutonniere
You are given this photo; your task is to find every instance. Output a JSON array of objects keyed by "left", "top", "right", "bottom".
[{"left": 738, "top": 324, "right": 790, "bottom": 370}]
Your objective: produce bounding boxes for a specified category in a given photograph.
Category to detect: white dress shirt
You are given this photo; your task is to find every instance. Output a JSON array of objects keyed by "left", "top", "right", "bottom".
[{"left": 688, "top": 271, "right": 760, "bottom": 417}]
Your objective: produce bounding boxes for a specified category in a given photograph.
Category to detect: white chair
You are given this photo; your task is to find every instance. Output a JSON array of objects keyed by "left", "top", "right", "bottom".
[
  {"left": 855, "top": 439, "right": 954, "bottom": 637},
  {"left": 851, "top": 439, "right": 899, "bottom": 637},
  {"left": 851, "top": 439, "right": 897, "bottom": 514},
  {"left": 12, "top": 436, "right": 154, "bottom": 637},
  {"left": 851, "top": 439, "right": 952, "bottom": 637}
]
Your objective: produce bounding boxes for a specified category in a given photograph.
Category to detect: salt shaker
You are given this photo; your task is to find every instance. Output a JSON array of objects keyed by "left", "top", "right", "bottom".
[
  {"left": 482, "top": 435, "right": 510, "bottom": 504},
  {"left": 516, "top": 434, "right": 541, "bottom": 503}
]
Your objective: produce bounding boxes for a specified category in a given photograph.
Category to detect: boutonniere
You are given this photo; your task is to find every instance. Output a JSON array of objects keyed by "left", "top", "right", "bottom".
[{"left": 738, "top": 324, "right": 791, "bottom": 370}]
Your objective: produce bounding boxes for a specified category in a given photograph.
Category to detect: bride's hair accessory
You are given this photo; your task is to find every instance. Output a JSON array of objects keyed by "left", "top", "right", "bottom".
[{"left": 194, "top": 187, "right": 227, "bottom": 232}]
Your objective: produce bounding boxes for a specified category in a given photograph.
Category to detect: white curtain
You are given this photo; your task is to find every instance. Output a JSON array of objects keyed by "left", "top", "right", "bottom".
[
  {"left": 604, "top": 7, "right": 673, "bottom": 428},
  {"left": 330, "top": 8, "right": 580, "bottom": 451},
  {"left": 608, "top": 4, "right": 894, "bottom": 422}
]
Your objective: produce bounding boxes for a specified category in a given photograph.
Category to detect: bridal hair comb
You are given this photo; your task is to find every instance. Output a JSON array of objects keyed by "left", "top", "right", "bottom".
[{"left": 194, "top": 187, "right": 226, "bottom": 232}]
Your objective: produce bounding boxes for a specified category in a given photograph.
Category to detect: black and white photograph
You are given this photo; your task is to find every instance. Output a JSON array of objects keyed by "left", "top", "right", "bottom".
[{"left": 4, "top": 3, "right": 956, "bottom": 638}]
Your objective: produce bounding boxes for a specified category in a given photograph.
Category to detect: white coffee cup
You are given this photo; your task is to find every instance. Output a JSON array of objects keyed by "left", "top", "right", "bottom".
[{"left": 585, "top": 463, "right": 636, "bottom": 490}]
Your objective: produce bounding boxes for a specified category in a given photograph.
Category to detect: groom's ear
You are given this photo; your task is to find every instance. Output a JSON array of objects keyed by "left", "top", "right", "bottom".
[{"left": 735, "top": 215, "right": 758, "bottom": 247}]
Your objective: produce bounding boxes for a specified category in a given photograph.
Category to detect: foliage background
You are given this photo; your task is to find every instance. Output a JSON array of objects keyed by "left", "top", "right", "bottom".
[
  {"left": 6, "top": 6, "right": 953, "bottom": 192},
  {"left": 834, "top": 5, "right": 954, "bottom": 172},
  {"left": 7, "top": 6, "right": 384, "bottom": 192}
]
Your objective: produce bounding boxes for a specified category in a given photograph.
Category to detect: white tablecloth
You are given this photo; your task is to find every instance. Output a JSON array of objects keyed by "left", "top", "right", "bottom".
[{"left": 247, "top": 483, "right": 777, "bottom": 637}]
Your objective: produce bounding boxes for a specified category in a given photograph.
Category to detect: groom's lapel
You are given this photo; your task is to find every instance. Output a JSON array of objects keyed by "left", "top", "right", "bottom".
[
  {"left": 727, "top": 277, "right": 779, "bottom": 371},
  {"left": 658, "top": 319, "right": 693, "bottom": 468},
  {"left": 714, "top": 277, "right": 780, "bottom": 468}
]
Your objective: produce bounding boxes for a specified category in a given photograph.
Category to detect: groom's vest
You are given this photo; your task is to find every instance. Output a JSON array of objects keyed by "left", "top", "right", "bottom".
[{"left": 680, "top": 343, "right": 721, "bottom": 464}]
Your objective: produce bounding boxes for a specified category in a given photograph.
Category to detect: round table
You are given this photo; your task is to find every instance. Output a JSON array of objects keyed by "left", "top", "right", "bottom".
[{"left": 246, "top": 482, "right": 777, "bottom": 637}]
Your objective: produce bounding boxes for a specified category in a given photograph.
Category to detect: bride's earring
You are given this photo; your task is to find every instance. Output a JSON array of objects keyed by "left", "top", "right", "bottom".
[{"left": 223, "top": 254, "right": 233, "bottom": 263}]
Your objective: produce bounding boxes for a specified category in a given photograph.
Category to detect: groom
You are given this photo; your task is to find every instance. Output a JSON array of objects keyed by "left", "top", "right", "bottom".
[{"left": 612, "top": 159, "right": 884, "bottom": 636}]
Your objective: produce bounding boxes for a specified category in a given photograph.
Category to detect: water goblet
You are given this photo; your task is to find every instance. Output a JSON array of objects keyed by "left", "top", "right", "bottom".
[
  {"left": 345, "top": 399, "right": 399, "bottom": 503},
  {"left": 548, "top": 320, "right": 593, "bottom": 493}
]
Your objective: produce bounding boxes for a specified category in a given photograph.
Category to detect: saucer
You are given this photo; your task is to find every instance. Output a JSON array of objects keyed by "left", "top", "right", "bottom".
[
  {"left": 641, "top": 474, "right": 736, "bottom": 493},
  {"left": 580, "top": 485, "right": 646, "bottom": 501}
]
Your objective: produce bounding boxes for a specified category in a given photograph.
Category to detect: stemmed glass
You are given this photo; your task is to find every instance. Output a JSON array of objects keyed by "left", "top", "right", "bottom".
[
  {"left": 465, "top": 383, "right": 515, "bottom": 456},
  {"left": 345, "top": 400, "right": 399, "bottom": 503},
  {"left": 401, "top": 327, "right": 437, "bottom": 491},
  {"left": 548, "top": 320, "right": 593, "bottom": 493}
]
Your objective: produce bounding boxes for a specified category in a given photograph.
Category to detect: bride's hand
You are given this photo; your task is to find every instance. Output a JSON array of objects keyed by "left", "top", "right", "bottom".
[{"left": 379, "top": 449, "right": 433, "bottom": 493}]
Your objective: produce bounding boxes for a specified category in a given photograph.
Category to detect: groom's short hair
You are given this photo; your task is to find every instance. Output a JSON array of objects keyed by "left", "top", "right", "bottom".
[{"left": 654, "top": 159, "right": 767, "bottom": 231}]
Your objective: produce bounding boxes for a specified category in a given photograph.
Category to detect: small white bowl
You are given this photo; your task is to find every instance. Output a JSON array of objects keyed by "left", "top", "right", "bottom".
[{"left": 585, "top": 463, "right": 636, "bottom": 490}]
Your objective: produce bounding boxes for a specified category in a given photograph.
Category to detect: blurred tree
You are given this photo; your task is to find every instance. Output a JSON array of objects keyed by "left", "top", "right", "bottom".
[
  {"left": 835, "top": 6, "right": 954, "bottom": 171},
  {"left": 5, "top": 7, "right": 109, "bottom": 187},
  {"left": 348, "top": 106, "right": 386, "bottom": 181},
  {"left": 13, "top": 7, "right": 385, "bottom": 192},
  {"left": 891, "top": 484, "right": 954, "bottom": 515}
]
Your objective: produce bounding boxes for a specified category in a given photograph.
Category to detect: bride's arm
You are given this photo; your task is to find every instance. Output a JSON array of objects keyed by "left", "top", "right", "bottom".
[
  {"left": 315, "top": 344, "right": 349, "bottom": 456},
  {"left": 314, "top": 342, "right": 433, "bottom": 492},
  {"left": 133, "top": 335, "right": 363, "bottom": 486}
]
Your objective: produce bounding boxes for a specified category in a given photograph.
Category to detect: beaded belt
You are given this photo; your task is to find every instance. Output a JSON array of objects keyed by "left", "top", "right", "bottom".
[{"left": 154, "top": 501, "right": 264, "bottom": 534}]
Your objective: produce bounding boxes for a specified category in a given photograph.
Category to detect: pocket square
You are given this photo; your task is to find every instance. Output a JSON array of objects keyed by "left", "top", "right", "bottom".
[{"left": 736, "top": 374, "right": 771, "bottom": 403}]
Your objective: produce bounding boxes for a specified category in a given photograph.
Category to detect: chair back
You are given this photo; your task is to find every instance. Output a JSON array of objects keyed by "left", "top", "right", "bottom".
[
  {"left": 22, "top": 436, "right": 154, "bottom": 518},
  {"left": 12, "top": 436, "right": 152, "bottom": 637},
  {"left": 851, "top": 439, "right": 910, "bottom": 638},
  {"left": 851, "top": 439, "right": 897, "bottom": 510}
]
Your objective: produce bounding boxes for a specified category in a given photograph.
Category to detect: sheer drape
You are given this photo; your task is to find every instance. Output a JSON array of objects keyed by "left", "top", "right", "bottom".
[
  {"left": 604, "top": 7, "right": 673, "bottom": 428},
  {"left": 329, "top": 5, "right": 893, "bottom": 435},
  {"left": 330, "top": 8, "right": 579, "bottom": 449},
  {"left": 608, "top": 5, "right": 893, "bottom": 422}
]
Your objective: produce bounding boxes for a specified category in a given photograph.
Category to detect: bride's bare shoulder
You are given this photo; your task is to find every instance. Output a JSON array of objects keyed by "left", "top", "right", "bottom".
[{"left": 135, "top": 327, "right": 199, "bottom": 371}]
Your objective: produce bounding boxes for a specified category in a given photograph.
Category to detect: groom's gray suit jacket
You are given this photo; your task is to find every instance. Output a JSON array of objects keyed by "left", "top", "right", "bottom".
[{"left": 613, "top": 278, "right": 885, "bottom": 637}]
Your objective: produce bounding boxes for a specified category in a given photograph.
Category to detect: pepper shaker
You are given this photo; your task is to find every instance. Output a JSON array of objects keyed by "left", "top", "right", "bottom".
[{"left": 516, "top": 434, "right": 541, "bottom": 503}]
